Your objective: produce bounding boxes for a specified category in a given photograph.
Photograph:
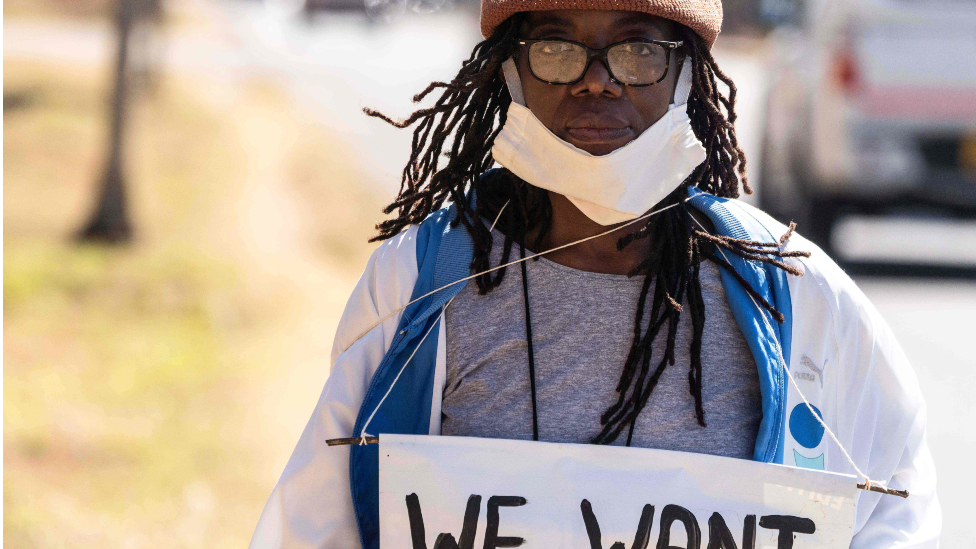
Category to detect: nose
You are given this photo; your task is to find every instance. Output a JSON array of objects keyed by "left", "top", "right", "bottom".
[{"left": 571, "top": 58, "right": 623, "bottom": 98}]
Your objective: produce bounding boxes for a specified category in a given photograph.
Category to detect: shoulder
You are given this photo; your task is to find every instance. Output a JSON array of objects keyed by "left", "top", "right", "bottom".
[
  {"left": 753, "top": 203, "right": 885, "bottom": 328},
  {"left": 733, "top": 200, "right": 892, "bottom": 344},
  {"left": 330, "top": 225, "right": 421, "bottom": 364},
  {"left": 328, "top": 199, "right": 468, "bottom": 363},
  {"left": 732, "top": 199, "right": 920, "bottom": 403},
  {"left": 370, "top": 224, "right": 422, "bottom": 279}
]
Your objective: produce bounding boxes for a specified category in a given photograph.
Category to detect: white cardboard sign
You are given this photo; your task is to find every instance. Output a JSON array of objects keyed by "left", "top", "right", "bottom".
[{"left": 379, "top": 434, "right": 856, "bottom": 549}]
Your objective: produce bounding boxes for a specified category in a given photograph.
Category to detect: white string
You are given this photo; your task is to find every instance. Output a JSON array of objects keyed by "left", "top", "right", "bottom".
[
  {"left": 782, "top": 346, "right": 879, "bottom": 488},
  {"left": 354, "top": 204, "right": 883, "bottom": 493},
  {"left": 690, "top": 215, "right": 880, "bottom": 490},
  {"left": 348, "top": 199, "right": 689, "bottom": 348},
  {"left": 355, "top": 203, "right": 509, "bottom": 443},
  {"left": 488, "top": 199, "right": 510, "bottom": 233},
  {"left": 358, "top": 295, "right": 457, "bottom": 442}
]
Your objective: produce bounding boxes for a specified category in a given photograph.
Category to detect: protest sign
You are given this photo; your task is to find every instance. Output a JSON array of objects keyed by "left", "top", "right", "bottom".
[{"left": 379, "top": 434, "right": 857, "bottom": 548}]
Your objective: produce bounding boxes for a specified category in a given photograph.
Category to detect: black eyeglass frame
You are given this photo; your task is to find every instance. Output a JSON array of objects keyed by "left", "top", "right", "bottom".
[{"left": 516, "top": 38, "right": 684, "bottom": 87}]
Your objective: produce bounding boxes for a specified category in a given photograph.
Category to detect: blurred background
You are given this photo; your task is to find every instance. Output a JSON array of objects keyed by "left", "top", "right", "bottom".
[{"left": 3, "top": 0, "right": 975, "bottom": 547}]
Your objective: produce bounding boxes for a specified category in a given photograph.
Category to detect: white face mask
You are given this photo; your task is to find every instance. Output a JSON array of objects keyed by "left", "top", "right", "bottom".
[{"left": 491, "top": 57, "right": 705, "bottom": 226}]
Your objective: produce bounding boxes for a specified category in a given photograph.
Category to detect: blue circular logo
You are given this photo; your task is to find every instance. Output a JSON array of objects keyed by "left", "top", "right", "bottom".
[{"left": 789, "top": 403, "right": 825, "bottom": 449}]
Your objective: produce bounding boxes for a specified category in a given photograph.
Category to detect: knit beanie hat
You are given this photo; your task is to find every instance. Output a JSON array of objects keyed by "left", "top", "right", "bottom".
[{"left": 480, "top": 0, "right": 723, "bottom": 48}]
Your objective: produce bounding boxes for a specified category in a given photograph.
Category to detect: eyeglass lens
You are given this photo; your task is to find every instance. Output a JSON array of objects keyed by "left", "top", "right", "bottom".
[{"left": 527, "top": 41, "right": 668, "bottom": 85}]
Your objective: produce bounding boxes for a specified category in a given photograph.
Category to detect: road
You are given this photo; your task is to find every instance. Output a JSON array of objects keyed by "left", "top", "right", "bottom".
[
  {"left": 6, "top": 0, "right": 974, "bottom": 542},
  {"left": 856, "top": 277, "right": 976, "bottom": 545}
]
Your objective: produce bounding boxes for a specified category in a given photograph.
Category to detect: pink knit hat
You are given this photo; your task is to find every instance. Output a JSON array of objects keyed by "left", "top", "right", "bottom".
[{"left": 480, "top": 0, "right": 723, "bottom": 48}]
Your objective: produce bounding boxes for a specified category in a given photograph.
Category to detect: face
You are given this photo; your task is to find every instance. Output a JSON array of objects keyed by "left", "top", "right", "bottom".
[{"left": 514, "top": 10, "right": 683, "bottom": 156}]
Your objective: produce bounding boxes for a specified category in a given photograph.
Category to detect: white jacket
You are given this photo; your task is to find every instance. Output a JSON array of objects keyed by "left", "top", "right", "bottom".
[{"left": 249, "top": 195, "right": 940, "bottom": 548}]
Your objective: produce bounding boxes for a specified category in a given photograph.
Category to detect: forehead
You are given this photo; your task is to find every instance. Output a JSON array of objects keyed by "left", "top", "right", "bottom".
[{"left": 520, "top": 9, "right": 675, "bottom": 38}]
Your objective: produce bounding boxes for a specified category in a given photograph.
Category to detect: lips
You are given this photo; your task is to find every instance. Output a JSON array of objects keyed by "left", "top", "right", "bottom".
[
  {"left": 565, "top": 113, "right": 633, "bottom": 143},
  {"left": 566, "top": 127, "right": 633, "bottom": 141}
]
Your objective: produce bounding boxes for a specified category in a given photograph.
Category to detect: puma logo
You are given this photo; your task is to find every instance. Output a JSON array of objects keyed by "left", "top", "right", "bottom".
[{"left": 799, "top": 356, "right": 825, "bottom": 388}]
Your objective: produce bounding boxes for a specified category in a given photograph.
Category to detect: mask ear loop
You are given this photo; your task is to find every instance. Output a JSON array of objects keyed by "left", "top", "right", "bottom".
[
  {"left": 501, "top": 57, "right": 526, "bottom": 107},
  {"left": 671, "top": 55, "right": 693, "bottom": 108},
  {"left": 687, "top": 214, "right": 909, "bottom": 500}
]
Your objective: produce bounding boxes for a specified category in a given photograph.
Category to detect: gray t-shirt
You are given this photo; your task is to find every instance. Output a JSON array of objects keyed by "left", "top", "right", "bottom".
[{"left": 442, "top": 230, "right": 762, "bottom": 459}]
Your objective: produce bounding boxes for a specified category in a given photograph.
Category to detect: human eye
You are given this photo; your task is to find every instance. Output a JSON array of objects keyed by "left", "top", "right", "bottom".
[
  {"left": 538, "top": 41, "right": 576, "bottom": 54},
  {"left": 618, "top": 42, "right": 653, "bottom": 56}
]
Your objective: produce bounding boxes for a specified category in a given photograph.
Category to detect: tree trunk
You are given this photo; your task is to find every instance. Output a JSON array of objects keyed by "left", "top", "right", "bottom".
[{"left": 77, "top": 0, "right": 135, "bottom": 243}]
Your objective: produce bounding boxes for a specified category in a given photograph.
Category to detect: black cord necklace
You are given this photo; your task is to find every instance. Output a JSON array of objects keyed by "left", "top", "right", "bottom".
[
  {"left": 519, "top": 243, "right": 637, "bottom": 448},
  {"left": 519, "top": 242, "right": 540, "bottom": 442}
]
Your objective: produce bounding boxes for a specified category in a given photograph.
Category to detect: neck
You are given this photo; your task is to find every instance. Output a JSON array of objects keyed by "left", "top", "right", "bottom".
[{"left": 531, "top": 191, "right": 651, "bottom": 276}]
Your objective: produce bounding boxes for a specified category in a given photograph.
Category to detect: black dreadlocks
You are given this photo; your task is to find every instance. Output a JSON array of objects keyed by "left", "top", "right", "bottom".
[{"left": 364, "top": 15, "right": 809, "bottom": 445}]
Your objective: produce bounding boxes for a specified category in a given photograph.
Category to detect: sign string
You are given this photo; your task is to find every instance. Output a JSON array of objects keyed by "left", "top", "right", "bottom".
[
  {"left": 348, "top": 201, "right": 681, "bottom": 445},
  {"left": 692, "top": 216, "right": 908, "bottom": 499},
  {"left": 327, "top": 203, "right": 517, "bottom": 449},
  {"left": 356, "top": 294, "right": 457, "bottom": 445},
  {"left": 349, "top": 201, "right": 516, "bottom": 445},
  {"left": 344, "top": 199, "right": 689, "bottom": 350},
  {"left": 328, "top": 199, "right": 908, "bottom": 498}
]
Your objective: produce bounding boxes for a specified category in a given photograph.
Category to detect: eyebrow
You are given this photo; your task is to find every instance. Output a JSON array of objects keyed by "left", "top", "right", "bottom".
[
  {"left": 525, "top": 15, "right": 573, "bottom": 32},
  {"left": 615, "top": 14, "right": 665, "bottom": 33}
]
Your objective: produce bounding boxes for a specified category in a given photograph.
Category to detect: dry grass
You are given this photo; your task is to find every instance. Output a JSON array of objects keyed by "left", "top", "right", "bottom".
[
  {"left": 3, "top": 0, "right": 114, "bottom": 21},
  {"left": 4, "top": 54, "right": 384, "bottom": 549}
]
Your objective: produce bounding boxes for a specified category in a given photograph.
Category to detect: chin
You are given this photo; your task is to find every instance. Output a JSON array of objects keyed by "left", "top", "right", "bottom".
[
  {"left": 569, "top": 140, "right": 630, "bottom": 156},
  {"left": 560, "top": 133, "right": 634, "bottom": 156}
]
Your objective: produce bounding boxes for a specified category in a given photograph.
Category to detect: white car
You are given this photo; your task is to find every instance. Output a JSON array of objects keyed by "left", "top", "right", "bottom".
[{"left": 759, "top": 0, "right": 976, "bottom": 255}]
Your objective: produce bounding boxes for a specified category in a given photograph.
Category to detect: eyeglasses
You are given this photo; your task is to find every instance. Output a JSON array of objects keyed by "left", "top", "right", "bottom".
[{"left": 517, "top": 38, "right": 683, "bottom": 87}]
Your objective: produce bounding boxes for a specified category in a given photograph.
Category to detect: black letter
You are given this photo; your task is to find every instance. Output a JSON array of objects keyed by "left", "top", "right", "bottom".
[
  {"left": 706, "top": 513, "right": 756, "bottom": 549},
  {"left": 631, "top": 504, "right": 656, "bottom": 549},
  {"left": 581, "top": 499, "right": 604, "bottom": 549},
  {"left": 407, "top": 493, "right": 428, "bottom": 549},
  {"left": 580, "top": 499, "right": 655, "bottom": 549},
  {"left": 483, "top": 496, "right": 526, "bottom": 549},
  {"left": 758, "top": 515, "right": 816, "bottom": 549},
  {"left": 405, "top": 493, "right": 482, "bottom": 549},
  {"left": 742, "top": 515, "right": 756, "bottom": 549},
  {"left": 656, "top": 505, "right": 701, "bottom": 549}
]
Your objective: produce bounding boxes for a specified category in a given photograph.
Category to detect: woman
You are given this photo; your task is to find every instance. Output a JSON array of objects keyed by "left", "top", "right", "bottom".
[{"left": 249, "top": 1, "right": 940, "bottom": 547}]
